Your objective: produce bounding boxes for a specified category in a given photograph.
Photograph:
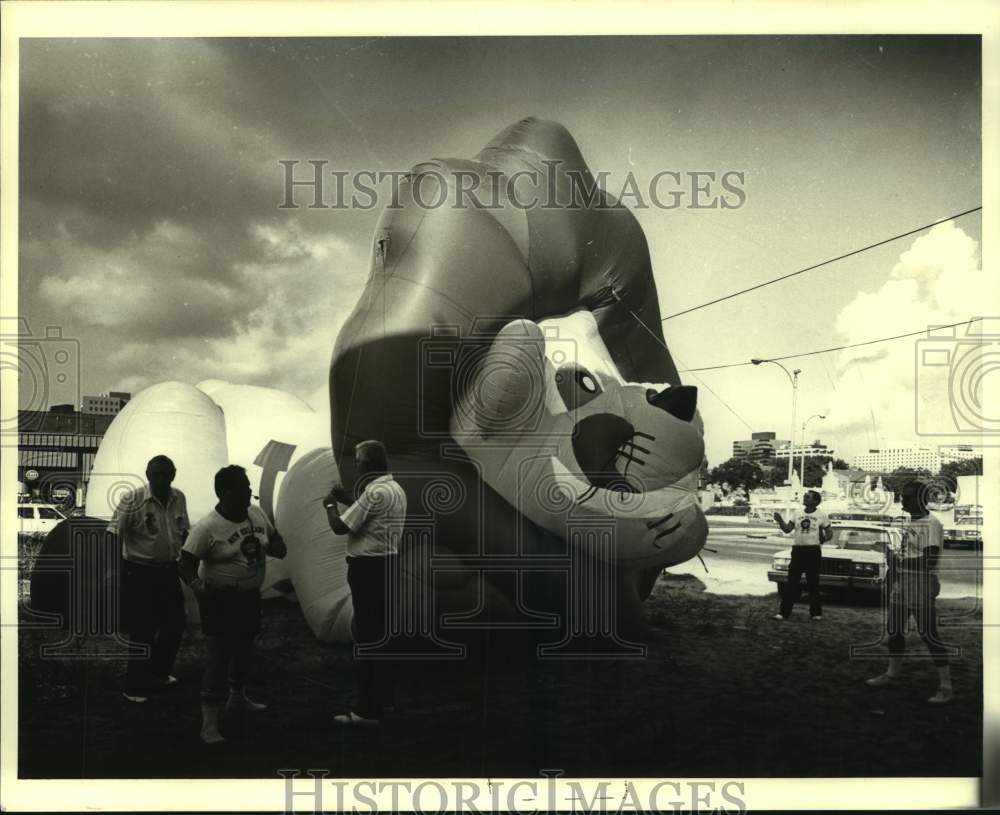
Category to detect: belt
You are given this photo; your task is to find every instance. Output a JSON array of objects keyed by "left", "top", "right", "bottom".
[{"left": 125, "top": 559, "right": 178, "bottom": 569}]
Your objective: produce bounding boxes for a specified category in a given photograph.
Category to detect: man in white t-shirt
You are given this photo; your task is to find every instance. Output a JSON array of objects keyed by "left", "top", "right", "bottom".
[
  {"left": 323, "top": 439, "right": 407, "bottom": 725},
  {"left": 866, "top": 479, "right": 953, "bottom": 704},
  {"left": 773, "top": 490, "right": 832, "bottom": 621},
  {"left": 179, "top": 465, "right": 287, "bottom": 743}
]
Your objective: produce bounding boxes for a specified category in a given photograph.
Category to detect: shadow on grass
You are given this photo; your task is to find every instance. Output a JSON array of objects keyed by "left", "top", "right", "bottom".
[{"left": 16, "top": 575, "right": 983, "bottom": 780}]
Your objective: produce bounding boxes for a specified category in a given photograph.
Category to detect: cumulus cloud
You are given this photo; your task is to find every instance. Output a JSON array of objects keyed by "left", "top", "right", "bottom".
[
  {"left": 18, "top": 39, "right": 378, "bottom": 412},
  {"left": 824, "top": 222, "right": 985, "bottom": 452},
  {"left": 97, "top": 219, "right": 368, "bottom": 400}
]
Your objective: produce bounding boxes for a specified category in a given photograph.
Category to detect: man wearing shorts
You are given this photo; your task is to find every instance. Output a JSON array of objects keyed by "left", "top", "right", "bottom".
[
  {"left": 179, "top": 465, "right": 287, "bottom": 743},
  {"left": 866, "top": 479, "right": 953, "bottom": 704}
]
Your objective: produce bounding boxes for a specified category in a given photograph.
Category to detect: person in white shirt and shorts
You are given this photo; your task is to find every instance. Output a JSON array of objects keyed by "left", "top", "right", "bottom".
[{"left": 866, "top": 479, "right": 953, "bottom": 704}]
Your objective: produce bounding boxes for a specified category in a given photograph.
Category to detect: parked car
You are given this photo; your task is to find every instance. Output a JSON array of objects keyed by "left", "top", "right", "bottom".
[
  {"left": 767, "top": 521, "right": 902, "bottom": 593},
  {"left": 943, "top": 504, "right": 982, "bottom": 550},
  {"left": 17, "top": 502, "right": 68, "bottom": 537}
]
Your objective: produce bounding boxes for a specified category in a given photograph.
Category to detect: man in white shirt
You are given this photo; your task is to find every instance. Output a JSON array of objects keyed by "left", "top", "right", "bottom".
[
  {"left": 866, "top": 479, "right": 953, "bottom": 704},
  {"left": 773, "top": 489, "right": 832, "bottom": 621},
  {"left": 323, "top": 439, "right": 407, "bottom": 725},
  {"left": 111, "top": 455, "right": 190, "bottom": 702},
  {"left": 179, "top": 465, "right": 287, "bottom": 743}
]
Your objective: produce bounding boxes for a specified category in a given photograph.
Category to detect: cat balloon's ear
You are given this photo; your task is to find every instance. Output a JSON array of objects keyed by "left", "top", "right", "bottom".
[{"left": 452, "top": 319, "right": 549, "bottom": 440}]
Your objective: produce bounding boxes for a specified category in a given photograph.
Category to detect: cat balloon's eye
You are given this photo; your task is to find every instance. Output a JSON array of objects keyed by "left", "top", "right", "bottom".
[{"left": 556, "top": 363, "right": 602, "bottom": 411}]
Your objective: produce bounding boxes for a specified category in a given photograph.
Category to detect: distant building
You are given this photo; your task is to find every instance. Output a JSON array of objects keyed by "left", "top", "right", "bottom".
[
  {"left": 851, "top": 445, "right": 979, "bottom": 473},
  {"left": 17, "top": 408, "right": 116, "bottom": 504},
  {"left": 81, "top": 391, "right": 130, "bottom": 415},
  {"left": 732, "top": 431, "right": 790, "bottom": 462},
  {"left": 774, "top": 439, "right": 834, "bottom": 460}
]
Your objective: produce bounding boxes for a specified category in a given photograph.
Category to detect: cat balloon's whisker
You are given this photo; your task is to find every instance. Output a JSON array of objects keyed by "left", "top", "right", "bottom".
[
  {"left": 617, "top": 450, "right": 645, "bottom": 466},
  {"left": 646, "top": 513, "right": 675, "bottom": 529},
  {"left": 653, "top": 522, "right": 683, "bottom": 542},
  {"left": 632, "top": 430, "right": 655, "bottom": 442}
]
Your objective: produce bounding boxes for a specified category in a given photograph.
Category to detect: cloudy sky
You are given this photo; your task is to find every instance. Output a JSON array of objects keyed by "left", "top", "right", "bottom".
[{"left": 19, "top": 35, "right": 983, "bottom": 466}]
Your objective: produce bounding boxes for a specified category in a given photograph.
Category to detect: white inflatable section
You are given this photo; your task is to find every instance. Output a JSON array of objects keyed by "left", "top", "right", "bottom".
[
  {"left": 86, "top": 379, "right": 358, "bottom": 637},
  {"left": 86, "top": 381, "right": 229, "bottom": 521},
  {"left": 86, "top": 381, "right": 230, "bottom": 624},
  {"left": 195, "top": 379, "right": 317, "bottom": 474},
  {"left": 275, "top": 447, "right": 354, "bottom": 642},
  {"left": 192, "top": 380, "right": 331, "bottom": 602}
]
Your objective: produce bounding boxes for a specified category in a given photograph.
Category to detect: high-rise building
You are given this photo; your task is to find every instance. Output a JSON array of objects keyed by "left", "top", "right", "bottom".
[
  {"left": 732, "top": 431, "right": 790, "bottom": 462},
  {"left": 81, "top": 391, "right": 131, "bottom": 415},
  {"left": 851, "top": 445, "right": 979, "bottom": 473}
]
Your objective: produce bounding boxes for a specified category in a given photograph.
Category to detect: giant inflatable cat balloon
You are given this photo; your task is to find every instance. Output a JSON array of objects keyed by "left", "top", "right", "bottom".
[
  {"left": 329, "top": 118, "right": 707, "bottom": 646},
  {"left": 83, "top": 119, "right": 707, "bottom": 647}
]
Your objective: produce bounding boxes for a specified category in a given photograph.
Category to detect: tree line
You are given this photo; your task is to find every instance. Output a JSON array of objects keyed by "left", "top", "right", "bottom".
[{"left": 705, "top": 455, "right": 982, "bottom": 499}]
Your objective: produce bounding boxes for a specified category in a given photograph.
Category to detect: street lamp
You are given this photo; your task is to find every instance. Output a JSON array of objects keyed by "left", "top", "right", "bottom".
[
  {"left": 751, "top": 358, "right": 802, "bottom": 510},
  {"left": 800, "top": 413, "right": 826, "bottom": 490}
]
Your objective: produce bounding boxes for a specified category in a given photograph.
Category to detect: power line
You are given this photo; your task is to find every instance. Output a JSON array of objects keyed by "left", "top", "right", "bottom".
[
  {"left": 679, "top": 317, "right": 982, "bottom": 372},
  {"left": 673, "top": 354, "right": 755, "bottom": 432},
  {"left": 611, "top": 289, "right": 753, "bottom": 430},
  {"left": 661, "top": 207, "right": 982, "bottom": 322}
]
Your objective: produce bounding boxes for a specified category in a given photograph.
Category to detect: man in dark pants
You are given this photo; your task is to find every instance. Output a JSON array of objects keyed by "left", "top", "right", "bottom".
[
  {"left": 773, "top": 489, "right": 832, "bottom": 621},
  {"left": 111, "top": 454, "right": 190, "bottom": 702},
  {"left": 323, "top": 440, "right": 407, "bottom": 725},
  {"left": 866, "top": 479, "right": 953, "bottom": 704},
  {"left": 179, "top": 465, "right": 288, "bottom": 743}
]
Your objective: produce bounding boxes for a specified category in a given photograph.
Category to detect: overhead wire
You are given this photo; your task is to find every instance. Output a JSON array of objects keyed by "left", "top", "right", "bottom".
[
  {"left": 679, "top": 318, "right": 982, "bottom": 373},
  {"left": 661, "top": 207, "right": 982, "bottom": 322}
]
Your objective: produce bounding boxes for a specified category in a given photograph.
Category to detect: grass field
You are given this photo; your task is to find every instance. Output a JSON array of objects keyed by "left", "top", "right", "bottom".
[{"left": 16, "top": 565, "right": 982, "bottom": 780}]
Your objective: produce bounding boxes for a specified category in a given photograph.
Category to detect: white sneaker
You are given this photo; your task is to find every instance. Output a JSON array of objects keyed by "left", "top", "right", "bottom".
[
  {"left": 773, "top": 613, "right": 787, "bottom": 621},
  {"left": 122, "top": 691, "right": 149, "bottom": 703},
  {"left": 811, "top": 615, "right": 822, "bottom": 621},
  {"left": 226, "top": 694, "right": 268, "bottom": 713},
  {"left": 866, "top": 672, "right": 901, "bottom": 688},
  {"left": 928, "top": 688, "right": 954, "bottom": 705},
  {"left": 200, "top": 727, "right": 225, "bottom": 744},
  {"left": 334, "top": 711, "right": 380, "bottom": 726}
]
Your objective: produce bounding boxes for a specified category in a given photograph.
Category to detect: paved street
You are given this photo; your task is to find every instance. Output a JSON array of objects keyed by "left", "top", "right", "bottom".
[{"left": 665, "top": 524, "right": 984, "bottom": 599}]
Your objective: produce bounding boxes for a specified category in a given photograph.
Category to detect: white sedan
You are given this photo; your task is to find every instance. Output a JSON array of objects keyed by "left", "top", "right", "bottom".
[
  {"left": 17, "top": 502, "right": 67, "bottom": 537},
  {"left": 767, "top": 522, "right": 903, "bottom": 592}
]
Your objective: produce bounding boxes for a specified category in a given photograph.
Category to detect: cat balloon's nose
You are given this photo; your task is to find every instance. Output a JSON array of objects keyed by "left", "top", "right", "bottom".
[{"left": 646, "top": 385, "right": 698, "bottom": 422}]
